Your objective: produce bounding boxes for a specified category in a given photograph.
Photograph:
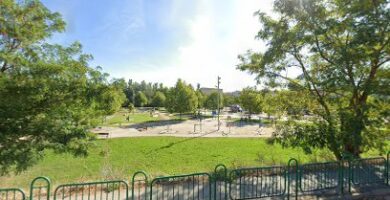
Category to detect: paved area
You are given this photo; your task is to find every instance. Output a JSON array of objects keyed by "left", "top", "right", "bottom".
[{"left": 91, "top": 118, "right": 275, "bottom": 139}]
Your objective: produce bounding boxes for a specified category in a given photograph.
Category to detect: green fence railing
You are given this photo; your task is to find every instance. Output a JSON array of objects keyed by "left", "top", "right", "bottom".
[
  {"left": 1, "top": 154, "right": 390, "bottom": 200},
  {"left": 30, "top": 177, "right": 51, "bottom": 200},
  {"left": 213, "top": 164, "right": 228, "bottom": 200},
  {"left": 149, "top": 173, "right": 212, "bottom": 200},
  {"left": 229, "top": 165, "right": 286, "bottom": 199},
  {"left": 0, "top": 188, "right": 25, "bottom": 200},
  {"left": 299, "top": 161, "right": 340, "bottom": 193},
  {"left": 53, "top": 180, "right": 128, "bottom": 200},
  {"left": 350, "top": 157, "right": 387, "bottom": 186},
  {"left": 131, "top": 171, "right": 148, "bottom": 200}
]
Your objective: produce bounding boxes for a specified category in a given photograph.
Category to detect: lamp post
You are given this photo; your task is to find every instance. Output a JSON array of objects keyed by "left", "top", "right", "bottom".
[{"left": 217, "top": 76, "right": 221, "bottom": 130}]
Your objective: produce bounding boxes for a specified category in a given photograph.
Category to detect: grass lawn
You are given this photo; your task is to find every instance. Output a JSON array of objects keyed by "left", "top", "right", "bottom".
[
  {"left": 101, "top": 111, "right": 163, "bottom": 126},
  {"left": 100, "top": 108, "right": 193, "bottom": 126},
  {"left": 0, "top": 137, "right": 386, "bottom": 189}
]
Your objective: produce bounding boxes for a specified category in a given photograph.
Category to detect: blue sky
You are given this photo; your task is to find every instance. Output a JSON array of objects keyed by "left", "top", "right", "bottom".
[{"left": 42, "top": 0, "right": 276, "bottom": 92}]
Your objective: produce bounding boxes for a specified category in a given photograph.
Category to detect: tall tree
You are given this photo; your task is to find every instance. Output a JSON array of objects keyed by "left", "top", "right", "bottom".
[
  {"left": 0, "top": 0, "right": 125, "bottom": 174},
  {"left": 151, "top": 91, "right": 166, "bottom": 107},
  {"left": 239, "top": 88, "right": 262, "bottom": 119},
  {"left": 166, "top": 79, "right": 198, "bottom": 118},
  {"left": 134, "top": 91, "right": 148, "bottom": 107},
  {"left": 238, "top": 0, "right": 390, "bottom": 158}
]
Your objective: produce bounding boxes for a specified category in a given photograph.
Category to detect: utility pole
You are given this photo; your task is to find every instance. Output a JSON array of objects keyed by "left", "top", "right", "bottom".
[
  {"left": 197, "top": 83, "right": 202, "bottom": 132},
  {"left": 217, "top": 76, "right": 221, "bottom": 130}
]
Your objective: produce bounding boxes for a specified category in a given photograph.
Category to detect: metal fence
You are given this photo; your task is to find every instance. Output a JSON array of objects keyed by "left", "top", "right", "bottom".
[{"left": 1, "top": 152, "right": 389, "bottom": 200}]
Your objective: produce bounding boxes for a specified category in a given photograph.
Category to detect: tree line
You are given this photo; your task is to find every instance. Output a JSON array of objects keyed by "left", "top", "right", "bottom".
[
  {"left": 113, "top": 78, "right": 316, "bottom": 123},
  {"left": 112, "top": 78, "right": 229, "bottom": 115}
]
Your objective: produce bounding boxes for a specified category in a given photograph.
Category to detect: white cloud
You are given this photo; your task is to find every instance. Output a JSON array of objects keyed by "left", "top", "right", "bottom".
[{"left": 121, "top": 0, "right": 275, "bottom": 92}]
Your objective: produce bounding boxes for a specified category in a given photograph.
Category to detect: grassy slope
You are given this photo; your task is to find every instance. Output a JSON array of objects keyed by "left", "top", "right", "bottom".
[{"left": 1, "top": 137, "right": 386, "bottom": 189}]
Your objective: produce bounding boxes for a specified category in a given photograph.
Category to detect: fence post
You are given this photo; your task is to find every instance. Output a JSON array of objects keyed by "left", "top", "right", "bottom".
[
  {"left": 29, "top": 177, "right": 51, "bottom": 200},
  {"left": 339, "top": 160, "right": 344, "bottom": 195},
  {"left": 387, "top": 152, "right": 390, "bottom": 186},
  {"left": 131, "top": 171, "right": 148, "bottom": 200},
  {"left": 214, "top": 164, "right": 227, "bottom": 200},
  {"left": 287, "top": 158, "right": 299, "bottom": 200},
  {"left": 348, "top": 159, "right": 353, "bottom": 194}
]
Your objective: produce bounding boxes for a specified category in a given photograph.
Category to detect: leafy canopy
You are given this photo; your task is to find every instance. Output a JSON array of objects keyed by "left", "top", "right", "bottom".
[
  {"left": 166, "top": 79, "right": 198, "bottom": 116},
  {"left": 151, "top": 91, "right": 166, "bottom": 107},
  {"left": 239, "top": 88, "right": 262, "bottom": 118},
  {"left": 238, "top": 0, "right": 390, "bottom": 158},
  {"left": 135, "top": 91, "right": 148, "bottom": 107},
  {"left": 0, "top": 0, "right": 125, "bottom": 174}
]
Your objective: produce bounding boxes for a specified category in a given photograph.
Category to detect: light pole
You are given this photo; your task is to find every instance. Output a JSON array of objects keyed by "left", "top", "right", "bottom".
[{"left": 217, "top": 76, "right": 221, "bottom": 130}]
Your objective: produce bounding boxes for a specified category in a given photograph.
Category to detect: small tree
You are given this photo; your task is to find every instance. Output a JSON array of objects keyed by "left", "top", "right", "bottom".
[
  {"left": 151, "top": 91, "right": 166, "bottom": 107},
  {"left": 166, "top": 79, "right": 198, "bottom": 118},
  {"left": 239, "top": 88, "right": 262, "bottom": 119},
  {"left": 134, "top": 91, "right": 148, "bottom": 107}
]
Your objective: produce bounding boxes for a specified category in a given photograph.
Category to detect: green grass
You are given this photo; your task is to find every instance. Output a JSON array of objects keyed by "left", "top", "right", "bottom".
[
  {"left": 0, "top": 137, "right": 387, "bottom": 189},
  {"left": 1, "top": 137, "right": 335, "bottom": 189},
  {"left": 100, "top": 109, "right": 193, "bottom": 126},
  {"left": 101, "top": 112, "right": 163, "bottom": 126}
]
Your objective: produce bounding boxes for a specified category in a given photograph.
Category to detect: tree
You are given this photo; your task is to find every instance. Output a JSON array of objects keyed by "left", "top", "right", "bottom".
[
  {"left": 151, "top": 91, "right": 166, "bottom": 107},
  {"left": 239, "top": 88, "right": 262, "bottom": 119},
  {"left": 0, "top": 0, "right": 125, "bottom": 174},
  {"left": 165, "top": 79, "right": 198, "bottom": 118},
  {"left": 204, "top": 92, "right": 224, "bottom": 110},
  {"left": 134, "top": 91, "right": 148, "bottom": 107},
  {"left": 238, "top": 0, "right": 390, "bottom": 159},
  {"left": 124, "top": 79, "right": 169, "bottom": 107},
  {"left": 223, "top": 94, "right": 239, "bottom": 107}
]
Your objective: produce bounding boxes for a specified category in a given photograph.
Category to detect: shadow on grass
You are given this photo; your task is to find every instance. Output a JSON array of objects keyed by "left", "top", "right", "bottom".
[
  {"left": 124, "top": 119, "right": 186, "bottom": 129},
  {"left": 225, "top": 119, "right": 272, "bottom": 128},
  {"left": 147, "top": 130, "right": 219, "bottom": 154}
]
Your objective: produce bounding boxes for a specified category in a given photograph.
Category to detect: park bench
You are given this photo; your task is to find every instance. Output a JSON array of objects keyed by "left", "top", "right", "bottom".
[{"left": 97, "top": 132, "right": 109, "bottom": 138}]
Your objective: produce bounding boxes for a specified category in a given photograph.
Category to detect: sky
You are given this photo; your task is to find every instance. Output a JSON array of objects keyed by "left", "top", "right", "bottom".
[{"left": 42, "top": 0, "right": 275, "bottom": 92}]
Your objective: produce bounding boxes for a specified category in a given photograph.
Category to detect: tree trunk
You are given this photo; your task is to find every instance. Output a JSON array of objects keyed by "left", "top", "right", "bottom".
[{"left": 340, "top": 110, "right": 365, "bottom": 159}]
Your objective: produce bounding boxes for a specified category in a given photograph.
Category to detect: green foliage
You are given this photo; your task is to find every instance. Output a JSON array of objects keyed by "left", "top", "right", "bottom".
[
  {"left": 134, "top": 91, "right": 148, "bottom": 107},
  {"left": 204, "top": 92, "right": 224, "bottom": 110},
  {"left": 239, "top": 88, "right": 262, "bottom": 118},
  {"left": 151, "top": 91, "right": 166, "bottom": 107},
  {"left": 124, "top": 80, "right": 168, "bottom": 107},
  {"left": 0, "top": 0, "right": 124, "bottom": 174},
  {"left": 262, "top": 90, "right": 315, "bottom": 120},
  {"left": 238, "top": 0, "right": 390, "bottom": 158},
  {"left": 165, "top": 79, "right": 198, "bottom": 117},
  {"left": 223, "top": 94, "right": 239, "bottom": 106},
  {"left": 95, "top": 84, "right": 126, "bottom": 116}
]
